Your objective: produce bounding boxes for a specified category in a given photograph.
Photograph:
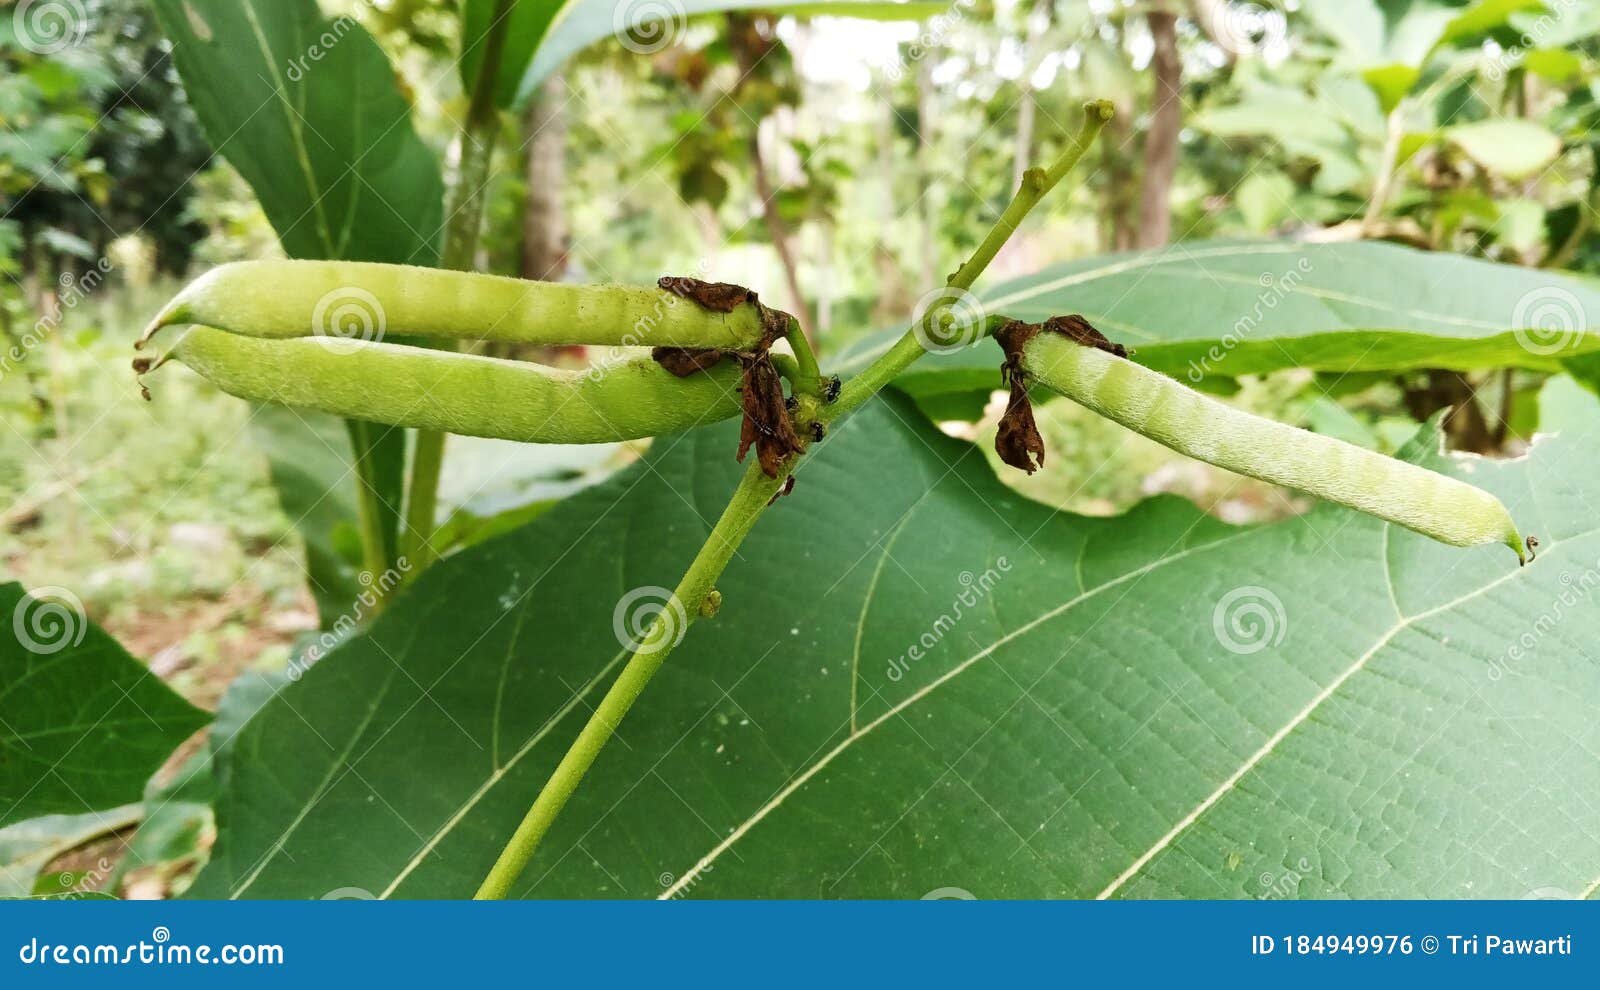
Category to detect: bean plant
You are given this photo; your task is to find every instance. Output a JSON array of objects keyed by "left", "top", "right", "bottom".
[
  {"left": 6, "top": 0, "right": 1587, "bottom": 902},
  {"left": 135, "top": 97, "right": 1531, "bottom": 898}
]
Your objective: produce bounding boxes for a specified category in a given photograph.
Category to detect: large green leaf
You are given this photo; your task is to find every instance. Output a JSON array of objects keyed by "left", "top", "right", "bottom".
[
  {"left": 150, "top": 0, "right": 443, "bottom": 265},
  {"left": 835, "top": 240, "right": 1600, "bottom": 409},
  {"left": 466, "top": 0, "right": 949, "bottom": 110},
  {"left": 0, "top": 584, "right": 209, "bottom": 829},
  {"left": 190, "top": 379, "right": 1600, "bottom": 899},
  {"left": 150, "top": 0, "right": 445, "bottom": 591}
]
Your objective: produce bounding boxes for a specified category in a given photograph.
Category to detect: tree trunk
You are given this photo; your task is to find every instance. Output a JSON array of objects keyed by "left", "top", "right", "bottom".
[
  {"left": 750, "top": 129, "right": 817, "bottom": 344},
  {"left": 1103, "top": 100, "right": 1138, "bottom": 251},
  {"left": 1137, "top": 5, "right": 1181, "bottom": 249},
  {"left": 520, "top": 75, "right": 568, "bottom": 281}
]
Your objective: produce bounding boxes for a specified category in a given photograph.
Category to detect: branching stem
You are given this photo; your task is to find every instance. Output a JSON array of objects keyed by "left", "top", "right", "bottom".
[{"left": 472, "top": 99, "right": 1113, "bottom": 899}]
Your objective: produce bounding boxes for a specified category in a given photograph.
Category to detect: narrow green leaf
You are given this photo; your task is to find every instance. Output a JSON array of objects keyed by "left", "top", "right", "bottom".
[{"left": 150, "top": 0, "right": 446, "bottom": 589}]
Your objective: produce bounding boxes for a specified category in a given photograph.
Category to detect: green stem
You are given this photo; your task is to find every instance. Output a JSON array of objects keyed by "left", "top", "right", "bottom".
[
  {"left": 831, "top": 101, "right": 1113, "bottom": 419},
  {"left": 473, "top": 98, "right": 1114, "bottom": 900},
  {"left": 475, "top": 459, "right": 785, "bottom": 899},
  {"left": 402, "top": 0, "right": 517, "bottom": 572},
  {"left": 786, "top": 317, "right": 822, "bottom": 394}
]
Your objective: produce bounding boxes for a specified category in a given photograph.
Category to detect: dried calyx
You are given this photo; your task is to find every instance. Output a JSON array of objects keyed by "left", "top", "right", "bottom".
[
  {"left": 652, "top": 276, "right": 806, "bottom": 479},
  {"left": 994, "top": 315, "right": 1127, "bottom": 475}
]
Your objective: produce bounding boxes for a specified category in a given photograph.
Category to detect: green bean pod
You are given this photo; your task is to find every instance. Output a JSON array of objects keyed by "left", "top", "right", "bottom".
[
  {"left": 139, "top": 260, "right": 768, "bottom": 351},
  {"left": 1022, "top": 332, "right": 1529, "bottom": 561},
  {"left": 152, "top": 326, "right": 744, "bottom": 444}
]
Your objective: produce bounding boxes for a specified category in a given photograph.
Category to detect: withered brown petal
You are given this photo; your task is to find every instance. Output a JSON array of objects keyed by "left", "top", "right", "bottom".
[
  {"left": 651, "top": 346, "right": 726, "bottom": 377},
  {"left": 657, "top": 276, "right": 754, "bottom": 313}
]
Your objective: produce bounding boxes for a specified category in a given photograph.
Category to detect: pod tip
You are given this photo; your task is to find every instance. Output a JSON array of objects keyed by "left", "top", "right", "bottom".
[{"left": 1517, "top": 534, "right": 1539, "bottom": 567}]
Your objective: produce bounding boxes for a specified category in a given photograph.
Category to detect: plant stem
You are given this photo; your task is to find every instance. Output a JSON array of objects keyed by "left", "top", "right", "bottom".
[
  {"left": 833, "top": 100, "right": 1113, "bottom": 419},
  {"left": 473, "top": 98, "right": 1113, "bottom": 899},
  {"left": 402, "top": 0, "right": 517, "bottom": 572},
  {"left": 786, "top": 317, "right": 821, "bottom": 391},
  {"left": 475, "top": 459, "right": 785, "bottom": 899}
]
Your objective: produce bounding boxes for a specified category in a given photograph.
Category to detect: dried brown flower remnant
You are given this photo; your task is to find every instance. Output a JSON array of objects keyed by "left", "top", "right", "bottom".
[
  {"left": 994, "top": 315, "right": 1127, "bottom": 474},
  {"left": 657, "top": 276, "right": 755, "bottom": 313},
  {"left": 737, "top": 352, "right": 805, "bottom": 477},
  {"left": 651, "top": 347, "right": 725, "bottom": 377},
  {"left": 652, "top": 275, "right": 804, "bottom": 479}
]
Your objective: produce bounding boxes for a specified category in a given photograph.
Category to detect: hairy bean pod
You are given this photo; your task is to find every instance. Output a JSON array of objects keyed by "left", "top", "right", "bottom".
[
  {"left": 1022, "top": 332, "right": 1529, "bottom": 560},
  {"left": 151, "top": 326, "right": 744, "bottom": 444},
  {"left": 139, "top": 260, "right": 769, "bottom": 351}
]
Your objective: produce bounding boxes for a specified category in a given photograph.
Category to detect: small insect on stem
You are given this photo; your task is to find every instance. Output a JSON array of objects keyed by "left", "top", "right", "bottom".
[{"left": 1007, "top": 317, "right": 1533, "bottom": 564}]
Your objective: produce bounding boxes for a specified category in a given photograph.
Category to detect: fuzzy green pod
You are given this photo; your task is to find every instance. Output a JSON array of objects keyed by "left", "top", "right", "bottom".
[
  {"left": 150, "top": 326, "right": 744, "bottom": 444},
  {"left": 1022, "top": 332, "right": 1529, "bottom": 561},
  {"left": 139, "top": 260, "right": 769, "bottom": 351}
]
